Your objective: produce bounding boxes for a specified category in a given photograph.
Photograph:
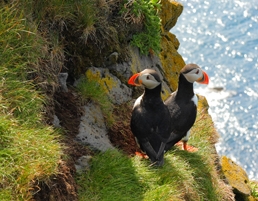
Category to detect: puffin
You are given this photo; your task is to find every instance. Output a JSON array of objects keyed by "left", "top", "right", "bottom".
[
  {"left": 128, "top": 69, "right": 171, "bottom": 166},
  {"left": 164, "top": 63, "right": 209, "bottom": 152}
]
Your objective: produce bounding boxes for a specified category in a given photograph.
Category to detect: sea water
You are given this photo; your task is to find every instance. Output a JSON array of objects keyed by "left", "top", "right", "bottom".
[{"left": 172, "top": 0, "right": 258, "bottom": 180}]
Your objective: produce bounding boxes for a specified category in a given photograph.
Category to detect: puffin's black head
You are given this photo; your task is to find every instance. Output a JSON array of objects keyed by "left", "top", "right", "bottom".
[
  {"left": 181, "top": 63, "right": 209, "bottom": 84},
  {"left": 128, "top": 69, "right": 161, "bottom": 89}
]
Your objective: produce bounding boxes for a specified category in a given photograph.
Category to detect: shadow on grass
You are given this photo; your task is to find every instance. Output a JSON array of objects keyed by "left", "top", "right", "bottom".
[
  {"left": 168, "top": 148, "right": 220, "bottom": 201},
  {"left": 77, "top": 147, "right": 220, "bottom": 201},
  {"left": 76, "top": 149, "right": 145, "bottom": 201}
]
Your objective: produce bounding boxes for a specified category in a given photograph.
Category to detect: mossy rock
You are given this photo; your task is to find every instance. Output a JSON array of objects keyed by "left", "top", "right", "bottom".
[
  {"left": 197, "top": 94, "right": 209, "bottom": 111},
  {"left": 159, "top": 32, "right": 185, "bottom": 92},
  {"left": 85, "top": 67, "right": 132, "bottom": 104},
  {"left": 221, "top": 156, "right": 252, "bottom": 200},
  {"left": 160, "top": 0, "right": 184, "bottom": 31}
]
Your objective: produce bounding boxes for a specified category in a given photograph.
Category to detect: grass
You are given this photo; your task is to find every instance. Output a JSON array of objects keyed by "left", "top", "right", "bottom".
[
  {"left": 0, "top": 5, "right": 62, "bottom": 200},
  {"left": 0, "top": 117, "right": 61, "bottom": 200},
  {"left": 121, "top": 0, "right": 162, "bottom": 55},
  {"left": 251, "top": 181, "right": 258, "bottom": 199},
  {"left": 77, "top": 150, "right": 144, "bottom": 201},
  {"left": 76, "top": 98, "right": 229, "bottom": 201},
  {"left": 76, "top": 77, "right": 115, "bottom": 127},
  {"left": 1, "top": 1, "right": 255, "bottom": 201},
  {"left": 20, "top": 0, "right": 75, "bottom": 23},
  {"left": 18, "top": 0, "right": 99, "bottom": 47}
]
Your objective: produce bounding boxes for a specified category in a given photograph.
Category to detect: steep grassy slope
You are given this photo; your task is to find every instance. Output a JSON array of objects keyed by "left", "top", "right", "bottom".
[
  {"left": 76, "top": 97, "right": 234, "bottom": 201},
  {"left": 1, "top": 1, "right": 257, "bottom": 201},
  {"left": 0, "top": 5, "right": 62, "bottom": 200}
]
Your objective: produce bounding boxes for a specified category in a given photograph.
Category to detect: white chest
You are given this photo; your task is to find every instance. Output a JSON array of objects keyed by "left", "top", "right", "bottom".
[
  {"left": 191, "top": 94, "right": 198, "bottom": 106},
  {"left": 133, "top": 95, "right": 143, "bottom": 109}
]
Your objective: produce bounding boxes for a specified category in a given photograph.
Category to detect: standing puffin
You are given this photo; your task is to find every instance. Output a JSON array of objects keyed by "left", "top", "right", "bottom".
[
  {"left": 128, "top": 69, "right": 171, "bottom": 166},
  {"left": 164, "top": 64, "right": 209, "bottom": 152}
]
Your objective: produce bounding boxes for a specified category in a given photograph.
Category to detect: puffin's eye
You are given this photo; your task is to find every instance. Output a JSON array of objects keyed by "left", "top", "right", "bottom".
[
  {"left": 195, "top": 69, "right": 199, "bottom": 74},
  {"left": 146, "top": 75, "right": 150, "bottom": 80}
]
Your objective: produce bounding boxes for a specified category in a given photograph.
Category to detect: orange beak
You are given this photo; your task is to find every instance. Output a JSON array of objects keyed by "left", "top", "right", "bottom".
[
  {"left": 128, "top": 73, "right": 141, "bottom": 86},
  {"left": 197, "top": 70, "right": 209, "bottom": 84}
]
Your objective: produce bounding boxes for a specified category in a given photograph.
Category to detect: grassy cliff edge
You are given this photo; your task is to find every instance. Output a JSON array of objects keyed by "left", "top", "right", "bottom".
[{"left": 0, "top": 1, "right": 257, "bottom": 201}]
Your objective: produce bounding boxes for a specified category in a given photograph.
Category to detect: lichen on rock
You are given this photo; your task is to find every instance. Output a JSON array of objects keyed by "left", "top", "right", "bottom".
[
  {"left": 221, "top": 155, "right": 252, "bottom": 200},
  {"left": 159, "top": 0, "right": 186, "bottom": 92},
  {"left": 85, "top": 67, "right": 132, "bottom": 105},
  {"left": 160, "top": 0, "right": 184, "bottom": 31},
  {"left": 160, "top": 31, "right": 185, "bottom": 92}
]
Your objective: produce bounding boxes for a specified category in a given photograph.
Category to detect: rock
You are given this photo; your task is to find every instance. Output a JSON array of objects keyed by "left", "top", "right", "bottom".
[
  {"left": 197, "top": 94, "right": 209, "bottom": 111},
  {"left": 85, "top": 67, "right": 132, "bottom": 104},
  {"left": 107, "top": 47, "right": 173, "bottom": 99},
  {"left": 160, "top": 0, "right": 184, "bottom": 31},
  {"left": 108, "top": 47, "right": 162, "bottom": 79},
  {"left": 221, "top": 156, "right": 251, "bottom": 199},
  {"left": 52, "top": 115, "right": 61, "bottom": 128},
  {"left": 76, "top": 102, "right": 114, "bottom": 151},
  {"left": 160, "top": 31, "right": 185, "bottom": 92},
  {"left": 128, "top": 47, "right": 173, "bottom": 99},
  {"left": 75, "top": 155, "right": 92, "bottom": 173},
  {"left": 105, "top": 52, "right": 119, "bottom": 66},
  {"left": 58, "top": 73, "right": 68, "bottom": 92},
  {"left": 107, "top": 61, "right": 132, "bottom": 80},
  {"left": 158, "top": 0, "right": 185, "bottom": 93}
]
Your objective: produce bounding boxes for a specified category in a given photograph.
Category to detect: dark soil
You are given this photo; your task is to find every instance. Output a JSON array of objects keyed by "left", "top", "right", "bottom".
[
  {"left": 32, "top": 89, "right": 139, "bottom": 201},
  {"left": 108, "top": 103, "right": 142, "bottom": 156},
  {"left": 33, "top": 90, "right": 89, "bottom": 201}
]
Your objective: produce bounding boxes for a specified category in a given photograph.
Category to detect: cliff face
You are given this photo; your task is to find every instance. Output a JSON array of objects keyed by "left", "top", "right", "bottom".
[
  {"left": 160, "top": 0, "right": 186, "bottom": 91},
  {"left": 54, "top": 0, "right": 257, "bottom": 199},
  {"left": 1, "top": 0, "right": 257, "bottom": 200},
  {"left": 71, "top": 0, "right": 186, "bottom": 157}
]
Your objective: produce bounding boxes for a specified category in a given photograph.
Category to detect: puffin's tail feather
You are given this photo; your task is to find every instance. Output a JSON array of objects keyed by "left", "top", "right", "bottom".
[{"left": 141, "top": 141, "right": 166, "bottom": 166}]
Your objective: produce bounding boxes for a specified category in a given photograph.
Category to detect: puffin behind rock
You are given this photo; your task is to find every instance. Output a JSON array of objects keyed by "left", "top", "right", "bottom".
[
  {"left": 164, "top": 63, "right": 209, "bottom": 152},
  {"left": 128, "top": 69, "right": 171, "bottom": 166}
]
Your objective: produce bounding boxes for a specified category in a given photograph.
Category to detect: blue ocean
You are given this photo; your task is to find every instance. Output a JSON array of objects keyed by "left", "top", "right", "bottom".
[{"left": 172, "top": 0, "right": 258, "bottom": 180}]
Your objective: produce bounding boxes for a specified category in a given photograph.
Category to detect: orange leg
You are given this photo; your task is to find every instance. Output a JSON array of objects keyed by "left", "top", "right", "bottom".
[
  {"left": 175, "top": 141, "right": 183, "bottom": 148},
  {"left": 183, "top": 141, "right": 198, "bottom": 152},
  {"left": 135, "top": 151, "right": 149, "bottom": 159},
  {"left": 175, "top": 141, "right": 198, "bottom": 152}
]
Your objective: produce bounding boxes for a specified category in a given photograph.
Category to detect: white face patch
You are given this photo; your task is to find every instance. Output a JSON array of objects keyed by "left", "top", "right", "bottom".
[
  {"left": 191, "top": 94, "right": 198, "bottom": 106},
  {"left": 183, "top": 68, "right": 203, "bottom": 83},
  {"left": 139, "top": 74, "right": 160, "bottom": 89}
]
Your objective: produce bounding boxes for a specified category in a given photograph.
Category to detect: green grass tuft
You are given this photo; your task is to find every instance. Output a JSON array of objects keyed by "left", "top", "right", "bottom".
[
  {"left": 121, "top": 0, "right": 162, "bottom": 55},
  {"left": 77, "top": 102, "right": 228, "bottom": 201},
  {"left": 77, "top": 150, "right": 145, "bottom": 201},
  {"left": 0, "top": 116, "right": 61, "bottom": 200},
  {"left": 76, "top": 77, "right": 115, "bottom": 127},
  {"left": 77, "top": 147, "right": 225, "bottom": 201},
  {"left": 250, "top": 181, "right": 258, "bottom": 198},
  {"left": 0, "top": 5, "right": 62, "bottom": 200}
]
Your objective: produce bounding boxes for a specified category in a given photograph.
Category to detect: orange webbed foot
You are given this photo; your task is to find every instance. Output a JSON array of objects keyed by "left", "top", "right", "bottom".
[
  {"left": 135, "top": 151, "right": 149, "bottom": 159},
  {"left": 175, "top": 141, "right": 198, "bottom": 152}
]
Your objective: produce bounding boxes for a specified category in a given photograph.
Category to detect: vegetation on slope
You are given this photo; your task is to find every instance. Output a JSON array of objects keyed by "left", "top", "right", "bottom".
[
  {"left": 0, "top": 1, "right": 162, "bottom": 199},
  {"left": 121, "top": 0, "right": 162, "bottom": 54},
  {"left": 1, "top": 1, "right": 258, "bottom": 201},
  {"left": 0, "top": 5, "right": 62, "bottom": 200},
  {"left": 76, "top": 97, "right": 232, "bottom": 201},
  {"left": 76, "top": 77, "right": 115, "bottom": 127},
  {"left": 18, "top": 0, "right": 162, "bottom": 72}
]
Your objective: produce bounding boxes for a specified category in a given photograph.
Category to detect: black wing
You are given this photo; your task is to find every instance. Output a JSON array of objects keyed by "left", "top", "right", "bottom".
[
  {"left": 130, "top": 104, "right": 171, "bottom": 165},
  {"left": 164, "top": 92, "right": 197, "bottom": 150}
]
